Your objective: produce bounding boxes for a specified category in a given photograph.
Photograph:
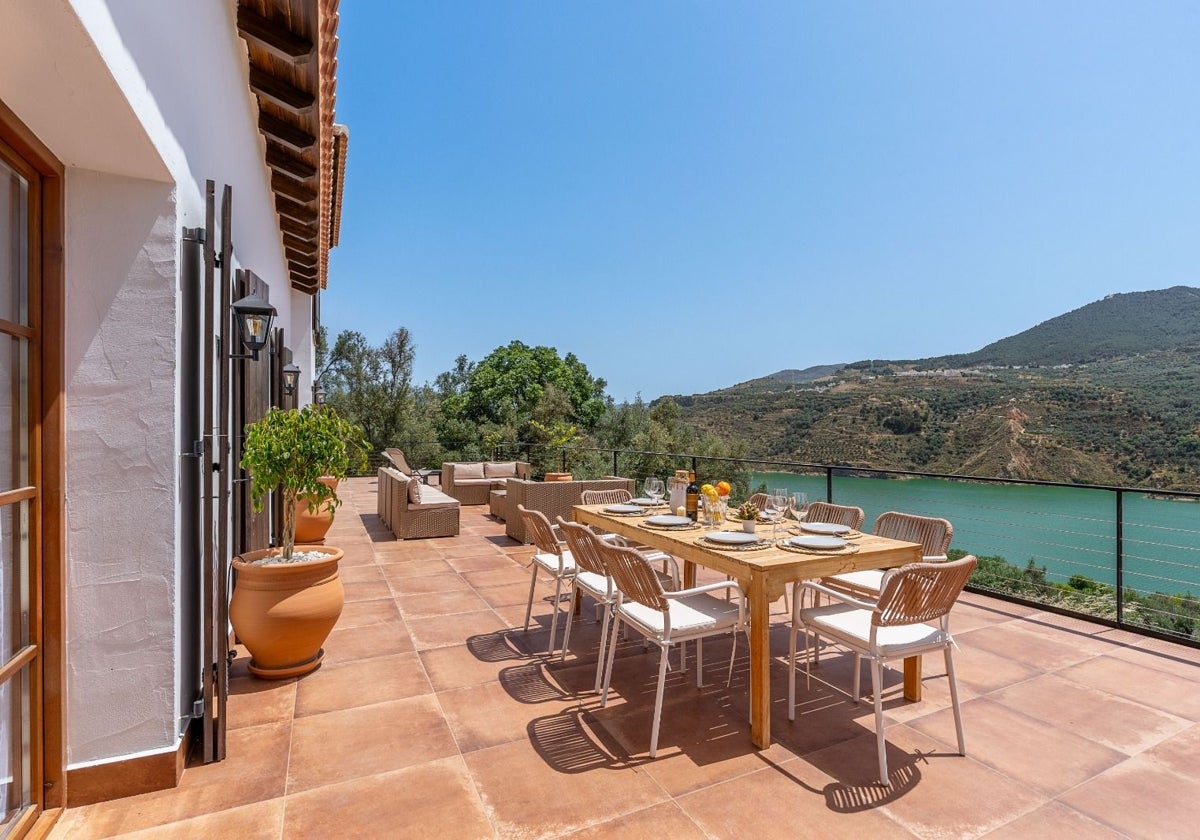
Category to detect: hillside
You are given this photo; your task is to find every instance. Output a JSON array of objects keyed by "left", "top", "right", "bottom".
[{"left": 665, "top": 287, "right": 1200, "bottom": 489}]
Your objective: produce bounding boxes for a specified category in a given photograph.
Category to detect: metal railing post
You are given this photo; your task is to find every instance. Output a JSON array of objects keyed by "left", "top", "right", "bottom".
[
  {"left": 826, "top": 468, "right": 833, "bottom": 503},
  {"left": 561, "top": 449, "right": 568, "bottom": 473},
  {"left": 612, "top": 449, "right": 618, "bottom": 477},
  {"left": 1115, "top": 489, "right": 1125, "bottom": 628}
]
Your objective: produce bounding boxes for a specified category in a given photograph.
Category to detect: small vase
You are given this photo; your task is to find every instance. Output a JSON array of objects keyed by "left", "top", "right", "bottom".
[{"left": 742, "top": 519, "right": 756, "bottom": 534}]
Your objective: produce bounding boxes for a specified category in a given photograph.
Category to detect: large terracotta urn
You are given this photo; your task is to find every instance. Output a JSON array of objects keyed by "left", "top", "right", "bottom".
[
  {"left": 230, "top": 546, "right": 345, "bottom": 679},
  {"left": 294, "top": 476, "right": 339, "bottom": 545}
]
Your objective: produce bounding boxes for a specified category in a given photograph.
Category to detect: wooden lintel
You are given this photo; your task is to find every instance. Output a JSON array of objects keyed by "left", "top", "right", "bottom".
[
  {"left": 249, "top": 65, "right": 315, "bottom": 112},
  {"left": 265, "top": 144, "right": 317, "bottom": 180},
  {"left": 271, "top": 172, "right": 318, "bottom": 204},
  {"left": 258, "top": 112, "right": 315, "bottom": 153},
  {"left": 237, "top": 5, "right": 313, "bottom": 60}
]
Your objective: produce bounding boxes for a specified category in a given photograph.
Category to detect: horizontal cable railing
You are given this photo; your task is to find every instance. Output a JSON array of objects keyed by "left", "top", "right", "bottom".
[{"left": 368, "top": 440, "right": 1200, "bottom": 647}]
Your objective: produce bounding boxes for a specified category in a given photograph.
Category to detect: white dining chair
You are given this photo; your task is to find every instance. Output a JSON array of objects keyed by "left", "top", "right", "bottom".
[
  {"left": 789, "top": 555, "right": 977, "bottom": 784},
  {"left": 519, "top": 504, "right": 576, "bottom": 656},
  {"left": 598, "top": 540, "right": 747, "bottom": 758}
]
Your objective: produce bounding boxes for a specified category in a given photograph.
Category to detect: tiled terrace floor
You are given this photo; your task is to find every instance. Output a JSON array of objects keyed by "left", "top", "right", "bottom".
[{"left": 54, "top": 476, "right": 1200, "bottom": 839}]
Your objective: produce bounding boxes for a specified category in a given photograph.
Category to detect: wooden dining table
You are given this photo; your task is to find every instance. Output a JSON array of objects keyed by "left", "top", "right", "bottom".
[{"left": 573, "top": 503, "right": 924, "bottom": 749}]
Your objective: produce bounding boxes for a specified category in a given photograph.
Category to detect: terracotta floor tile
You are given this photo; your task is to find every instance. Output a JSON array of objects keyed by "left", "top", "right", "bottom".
[
  {"left": 440, "top": 675, "right": 583, "bottom": 753},
  {"left": 677, "top": 757, "right": 914, "bottom": 839},
  {"left": 908, "top": 697, "right": 1125, "bottom": 796},
  {"left": 461, "top": 565, "right": 536, "bottom": 589},
  {"left": 463, "top": 737, "right": 668, "bottom": 837},
  {"left": 475, "top": 580, "right": 543, "bottom": 610},
  {"left": 407, "top": 609, "right": 509, "bottom": 651},
  {"left": 809, "top": 724, "right": 1045, "bottom": 838},
  {"left": 378, "top": 556, "right": 457, "bottom": 581},
  {"left": 1060, "top": 755, "right": 1200, "bottom": 838},
  {"left": 1057, "top": 655, "right": 1200, "bottom": 720},
  {"left": 287, "top": 694, "right": 458, "bottom": 794},
  {"left": 559, "top": 802, "right": 706, "bottom": 839},
  {"left": 419, "top": 635, "right": 534, "bottom": 693},
  {"left": 389, "top": 571, "right": 474, "bottom": 596},
  {"left": 395, "top": 588, "right": 492, "bottom": 619},
  {"left": 322, "top": 618, "right": 414, "bottom": 665},
  {"left": 954, "top": 619, "right": 1111, "bottom": 671},
  {"left": 990, "top": 673, "right": 1191, "bottom": 755},
  {"left": 50, "top": 723, "right": 292, "bottom": 836},
  {"left": 444, "top": 552, "right": 521, "bottom": 573},
  {"left": 294, "top": 651, "right": 432, "bottom": 717},
  {"left": 941, "top": 640, "right": 1043, "bottom": 695},
  {"left": 340, "top": 577, "right": 394, "bottom": 603},
  {"left": 1139, "top": 721, "right": 1200, "bottom": 777},
  {"left": 334, "top": 596, "right": 402, "bottom": 629},
  {"left": 225, "top": 673, "right": 297, "bottom": 731},
  {"left": 108, "top": 798, "right": 287, "bottom": 840},
  {"left": 283, "top": 756, "right": 493, "bottom": 839},
  {"left": 980, "top": 800, "right": 1127, "bottom": 840}
]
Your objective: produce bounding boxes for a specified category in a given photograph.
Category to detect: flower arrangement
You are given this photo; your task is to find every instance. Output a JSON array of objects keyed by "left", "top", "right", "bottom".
[{"left": 736, "top": 501, "right": 759, "bottom": 521}]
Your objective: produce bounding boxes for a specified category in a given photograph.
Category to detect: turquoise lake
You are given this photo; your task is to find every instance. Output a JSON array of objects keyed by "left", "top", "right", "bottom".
[{"left": 752, "top": 471, "right": 1200, "bottom": 597}]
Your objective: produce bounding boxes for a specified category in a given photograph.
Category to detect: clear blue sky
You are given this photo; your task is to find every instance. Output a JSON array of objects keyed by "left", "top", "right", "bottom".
[{"left": 324, "top": 2, "right": 1200, "bottom": 402}]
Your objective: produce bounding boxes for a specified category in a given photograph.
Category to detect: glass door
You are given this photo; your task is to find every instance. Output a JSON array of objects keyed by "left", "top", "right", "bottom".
[{"left": 0, "top": 142, "right": 37, "bottom": 835}]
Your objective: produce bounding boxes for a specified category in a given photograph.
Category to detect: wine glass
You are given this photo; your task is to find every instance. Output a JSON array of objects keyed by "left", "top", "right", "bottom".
[
  {"left": 648, "top": 475, "right": 667, "bottom": 501},
  {"left": 789, "top": 492, "right": 809, "bottom": 529},
  {"left": 770, "top": 489, "right": 790, "bottom": 541}
]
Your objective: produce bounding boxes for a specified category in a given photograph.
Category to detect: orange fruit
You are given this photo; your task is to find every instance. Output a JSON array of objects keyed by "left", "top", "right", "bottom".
[{"left": 716, "top": 481, "right": 732, "bottom": 497}]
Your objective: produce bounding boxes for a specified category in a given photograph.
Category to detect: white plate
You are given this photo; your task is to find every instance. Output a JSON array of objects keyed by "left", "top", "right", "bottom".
[
  {"left": 705, "top": 530, "right": 760, "bottom": 545},
  {"left": 604, "top": 504, "right": 642, "bottom": 513},
  {"left": 789, "top": 535, "right": 847, "bottom": 550},
  {"left": 645, "top": 514, "right": 691, "bottom": 526},
  {"left": 631, "top": 497, "right": 664, "bottom": 506},
  {"left": 802, "top": 522, "right": 851, "bottom": 536}
]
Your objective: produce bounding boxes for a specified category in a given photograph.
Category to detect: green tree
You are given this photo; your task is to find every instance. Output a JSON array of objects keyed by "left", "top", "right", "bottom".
[{"left": 319, "top": 327, "right": 418, "bottom": 454}]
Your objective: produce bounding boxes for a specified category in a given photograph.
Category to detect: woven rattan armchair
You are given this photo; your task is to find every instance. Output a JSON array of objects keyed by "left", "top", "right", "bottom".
[
  {"left": 557, "top": 519, "right": 617, "bottom": 691},
  {"left": 504, "top": 477, "right": 635, "bottom": 543},
  {"left": 790, "top": 555, "right": 977, "bottom": 783},
  {"left": 580, "top": 488, "right": 633, "bottom": 505},
  {"left": 823, "top": 512, "right": 954, "bottom": 599},
  {"left": 377, "top": 467, "right": 459, "bottom": 539}
]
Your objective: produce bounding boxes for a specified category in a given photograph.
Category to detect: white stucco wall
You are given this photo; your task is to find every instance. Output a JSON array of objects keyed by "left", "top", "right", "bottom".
[{"left": 1, "top": 0, "right": 314, "bottom": 767}]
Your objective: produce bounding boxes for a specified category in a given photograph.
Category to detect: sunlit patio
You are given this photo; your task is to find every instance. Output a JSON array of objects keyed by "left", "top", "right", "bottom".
[{"left": 53, "top": 476, "right": 1200, "bottom": 839}]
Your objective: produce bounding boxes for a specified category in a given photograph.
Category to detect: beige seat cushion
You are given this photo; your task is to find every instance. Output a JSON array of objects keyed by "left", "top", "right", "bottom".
[
  {"left": 455, "top": 462, "right": 485, "bottom": 479},
  {"left": 407, "top": 478, "right": 421, "bottom": 504},
  {"left": 485, "top": 461, "right": 518, "bottom": 478},
  {"left": 454, "top": 478, "right": 493, "bottom": 486}
]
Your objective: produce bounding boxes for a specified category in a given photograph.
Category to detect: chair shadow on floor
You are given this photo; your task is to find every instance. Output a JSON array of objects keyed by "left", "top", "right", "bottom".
[
  {"left": 527, "top": 706, "right": 642, "bottom": 774},
  {"left": 466, "top": 629, "right": 537, "bottom": 663}
]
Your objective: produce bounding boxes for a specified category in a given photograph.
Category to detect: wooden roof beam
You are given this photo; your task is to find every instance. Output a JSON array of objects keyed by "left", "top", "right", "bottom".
[
  {"left": 237, "top": 6, "right": 313, "bottom": 60},
  {"left": 282, "top": 233, "right": 318, "bottom": 256},
  {"left": 271, "top": 172, "right": 318, "bottom": 204},
  {"left": 265, "top": 143, "right": 318, "bottom": 180},
  {"left": 249, "top": 65, "right": 315, "bottom": 112},
  {"left": 259, "top": 112, "right": 316, "bottom": 153},
  {"left": 275, "top": 195, "right": 317, "bottom": 225},
  {"left": 279, "top": 215, "right": 318, "bottom": 239}
]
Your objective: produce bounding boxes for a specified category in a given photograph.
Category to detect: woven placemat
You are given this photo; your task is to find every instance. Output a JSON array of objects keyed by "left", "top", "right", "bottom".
[
  {"left": 640, "top": 521, "right": 702, "bottom": 532},
  {"left": 775, "top": 540, "right": 861, "bottom": 556},
  {"left": 788, "top": 527, "right": 863, "bottom": 540},
  {"left": 604, "top": 509, "right": 648, "bottom": 517},
  {"left": 694, "top": 535, "right": 773, "bottom": 551}
]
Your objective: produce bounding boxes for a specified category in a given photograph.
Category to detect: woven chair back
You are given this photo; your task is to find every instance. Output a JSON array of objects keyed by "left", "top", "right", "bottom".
[
  {"left": 874, "top": 555, "right": 977, "bottom": 627},
  {"left": 806, "top": 501, "right": 865, "bottom": 530},
  {"left": 556, "top": 519, "right": 607, "bottom": 576},
  {"left": 383, "top": 447, "right": 414, "bottom": 475},
  {"left": 517, "top": 505, "right": 561, "bottom": 556},
  {"left": 581, "top": 488, "right": 633, "bottom": 505},
  {"left": 748, "top": 493, "right": 770, "bottom": 512},
  {"left": 598, "top": 541, "right": 668, "bottom": 612},
  {"left": 873, "top": 511, "right": 953, "bottom": 558}
]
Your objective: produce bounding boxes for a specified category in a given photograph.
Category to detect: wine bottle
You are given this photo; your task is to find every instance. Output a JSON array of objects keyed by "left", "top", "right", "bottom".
[{"left": 685, "top": 469, "right": 699, "bottom": 521}]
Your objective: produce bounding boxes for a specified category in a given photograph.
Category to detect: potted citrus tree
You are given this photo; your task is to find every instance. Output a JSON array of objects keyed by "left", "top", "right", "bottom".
[{"left": 230, "top": 404, "right": 367, "bottom": 678}]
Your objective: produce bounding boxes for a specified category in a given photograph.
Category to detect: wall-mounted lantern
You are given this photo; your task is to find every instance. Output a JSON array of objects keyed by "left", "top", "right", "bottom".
[
  {"left": 313, "top": 380, "right": 326, "bottom": 404},
  {"left": 230, "top": 293, "right": 276, "bottom": 360},
  {"left": 282, "top": 363, "right": 301, "bottom": 396}
]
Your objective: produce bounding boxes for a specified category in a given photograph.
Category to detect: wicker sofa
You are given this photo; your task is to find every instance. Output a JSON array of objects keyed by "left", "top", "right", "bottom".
[
  {"left": 378, "top": 467, "right": 460, "bottom": 539},
  {"left": 441, "top": 460, "right": 531, "bottom": 505},
  {"left": 503, "top": 477, "right": 635, "bottom": 543}
]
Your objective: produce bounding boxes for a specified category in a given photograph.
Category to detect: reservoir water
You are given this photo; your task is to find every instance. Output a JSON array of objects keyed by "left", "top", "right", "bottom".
[{"left": 752, "top": 471, "right": 1200, "bottom": 597}]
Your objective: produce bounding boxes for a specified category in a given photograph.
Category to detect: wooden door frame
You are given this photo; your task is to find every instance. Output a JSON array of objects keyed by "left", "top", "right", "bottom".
[{"left": 0, "top": 97, "right": 66, "bottom": 830}]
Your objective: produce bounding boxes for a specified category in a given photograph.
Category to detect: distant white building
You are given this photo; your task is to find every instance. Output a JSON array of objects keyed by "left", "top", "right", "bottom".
[{"left": 0, "top": 1, "right": 345, "bottom": 833}]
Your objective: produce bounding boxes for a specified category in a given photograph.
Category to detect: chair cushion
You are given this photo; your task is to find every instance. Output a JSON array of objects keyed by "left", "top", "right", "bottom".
[
  {"left": 455, "top": 462, "right": 485, "bottom": 479},
  {"left": 407, "top": 478, "right": 421, "bottom": 504},
  {"left": 575, "top": 569, "right": 610, "bottom": 598},
  {"left": 454, "top": 478, "right": 493, "bottom": 486},
  {"left": 826, "top": 569, "right": 885, "bottom": 594},
  {"left": 408, "top": 499, "right": 459, "bottom": 511},
  {"left": 621, "top": 592, "right": 741, "bottom": 638},
  {"left": 416, "top": 487, "right": 458, "bottom": 506},
  {"left": 532, "top": 550, "right": 575, "bottom": 575},
  {"left": 485, "top": 461, "right": 518, "bottom": 478},
  {"left": 799, "top": 603, "right": 949, "bottom": 657}
]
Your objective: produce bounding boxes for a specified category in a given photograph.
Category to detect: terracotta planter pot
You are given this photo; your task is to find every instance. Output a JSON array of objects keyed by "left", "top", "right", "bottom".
[
  {"left": 294, "top": 476, "right": 339, "bottom": 545},
  {"left": 230, "top": 546, "right": 345, "bottom": 679}
]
